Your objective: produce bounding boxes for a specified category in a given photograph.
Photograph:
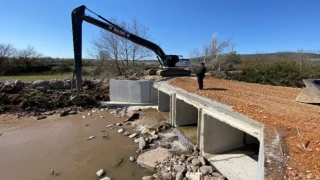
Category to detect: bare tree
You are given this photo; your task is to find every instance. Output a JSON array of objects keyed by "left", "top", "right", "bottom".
[
  {"left": 90, "top": 17, "right": 153, "bottom": 74},
  {"left": 17, "top": 45, "right": 42, "bottom": 59},
  {"left": 295, "top": 49, "right": 312, "bottom": 68},
  {"left": 190, "top": 33, "right": 234, "bottom": 71},
  {"left": 0, "top": 43, "right": 16, "bottom": 58}
]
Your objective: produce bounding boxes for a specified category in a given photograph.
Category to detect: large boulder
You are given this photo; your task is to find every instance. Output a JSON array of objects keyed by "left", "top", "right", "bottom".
[
  {"left": 49, "top": 80, "right": 67, "bottom": 89},
  {"left": 199, "top": 166, "right": 213, "bottom": 175},
  {"left": 137, "top": 148, "right": 173, "bottom": 170},
  {"left": 32, "top": 80, "right": 51, "bottom": 89}
]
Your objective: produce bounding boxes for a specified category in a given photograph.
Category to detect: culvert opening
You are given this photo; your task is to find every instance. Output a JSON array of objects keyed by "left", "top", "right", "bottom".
[
  {"left": 175, "top": 98, "right": 199, "bottom": 145},
  {"left": 158, "top": 90, "right": 170, "bottom": 112},
  {"left": 202, "top": 114, "right": 260, "bottom": 179}
]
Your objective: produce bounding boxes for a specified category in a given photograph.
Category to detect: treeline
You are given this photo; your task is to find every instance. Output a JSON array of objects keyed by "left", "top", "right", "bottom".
[
  {"left": 229, "top": 52, "right": 320, "bottom": 87},
  {"left": 0, "top": 43, "right": 158, "bottom": 76}
]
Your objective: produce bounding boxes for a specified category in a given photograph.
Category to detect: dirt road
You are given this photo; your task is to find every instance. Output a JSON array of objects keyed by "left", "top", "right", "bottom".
[{"left": 170, "top": 77, "right": 320, "bottom": 179}]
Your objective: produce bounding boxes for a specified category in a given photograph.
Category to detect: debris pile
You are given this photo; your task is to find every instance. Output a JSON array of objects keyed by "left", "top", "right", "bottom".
[{"left": 0, "top": 78, "right": 109, "bottom": 115}]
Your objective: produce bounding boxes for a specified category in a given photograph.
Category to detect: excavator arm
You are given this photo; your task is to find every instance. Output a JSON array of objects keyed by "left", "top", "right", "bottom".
[{"left": 70, "top": 5, "right": 190, "bottom": 104}]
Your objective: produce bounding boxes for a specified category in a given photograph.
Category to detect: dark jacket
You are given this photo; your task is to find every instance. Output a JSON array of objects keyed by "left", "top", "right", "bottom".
[{"left": 196, "top": 66, "right": 206, "bottom": 77}]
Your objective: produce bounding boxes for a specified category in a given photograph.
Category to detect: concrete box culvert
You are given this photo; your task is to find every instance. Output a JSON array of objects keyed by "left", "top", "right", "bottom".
[
  {"left": 200, "top": 111, "right": 263, "bottom": 180},
  {"left": 175, "top": 98, "right": 198, "bottom": 126}
]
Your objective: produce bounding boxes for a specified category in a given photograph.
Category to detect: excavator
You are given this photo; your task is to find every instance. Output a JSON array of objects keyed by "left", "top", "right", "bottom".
[{"left": 70, "top": 5, "right": 191, "bottom": 104}]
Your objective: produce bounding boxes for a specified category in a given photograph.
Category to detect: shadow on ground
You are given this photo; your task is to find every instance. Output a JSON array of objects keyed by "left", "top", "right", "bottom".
[{"left": 204, "top": 88, "right": 228, "bottom": 91}]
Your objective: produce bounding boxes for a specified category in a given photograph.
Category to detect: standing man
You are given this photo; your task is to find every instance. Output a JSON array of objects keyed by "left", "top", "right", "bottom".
[{"left": 196, "top": 62, "right": 206, "bottom": 90}]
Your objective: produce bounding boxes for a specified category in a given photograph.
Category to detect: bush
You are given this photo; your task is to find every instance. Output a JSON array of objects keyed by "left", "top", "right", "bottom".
[
  {"left": 229, "top": 59, "right": 320, "bottom": 88},
  {"left": 51, "top": 64, "right": 72, "bottom": 73}
]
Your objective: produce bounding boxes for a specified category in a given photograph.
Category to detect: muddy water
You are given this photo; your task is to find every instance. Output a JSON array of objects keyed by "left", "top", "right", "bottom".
[{"left": 0, "top": 111, "right": 152, "bottom": 180}]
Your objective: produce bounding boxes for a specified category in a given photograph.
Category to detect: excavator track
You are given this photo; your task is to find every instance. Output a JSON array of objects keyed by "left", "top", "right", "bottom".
[{"left": 157, "top": 69, "right": 191, "bottom": 77}]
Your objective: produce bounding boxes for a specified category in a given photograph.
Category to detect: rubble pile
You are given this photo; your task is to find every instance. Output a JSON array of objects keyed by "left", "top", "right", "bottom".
[
  {"left": 0, "top": 78, "right": 109, "bottom": 114},
  {"left": 107, "top": 106, "right": 226, "bottom": 180}
]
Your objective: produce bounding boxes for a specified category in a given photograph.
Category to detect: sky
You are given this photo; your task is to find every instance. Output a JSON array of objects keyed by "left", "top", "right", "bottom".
[{"left": 0, "top": 0, "right": 319, "bottom": 59}]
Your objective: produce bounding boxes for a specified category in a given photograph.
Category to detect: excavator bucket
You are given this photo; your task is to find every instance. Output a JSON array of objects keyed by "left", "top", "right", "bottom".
[{"left": 296, "top": 79, "right": 320, "bottom": 104}]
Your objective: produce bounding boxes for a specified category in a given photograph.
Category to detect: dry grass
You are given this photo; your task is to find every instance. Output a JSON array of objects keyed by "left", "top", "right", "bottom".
[{"left": 0, "top": 73, "right": 73, "bottom": 82}]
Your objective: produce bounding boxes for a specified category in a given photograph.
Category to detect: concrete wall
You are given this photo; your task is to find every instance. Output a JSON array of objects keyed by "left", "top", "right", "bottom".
[
  {"left": 158, "top": 90, "right": 170, "bottom": 112},
  {"left": 109, "top": 79, "right": 154, "bottom": 103},
  {"left": 175, "top": 98, "right": 198, "bottom": 126}
]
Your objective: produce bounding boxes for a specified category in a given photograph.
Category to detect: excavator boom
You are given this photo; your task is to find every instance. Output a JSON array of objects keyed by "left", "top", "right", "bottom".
[{"left": 70, "top": 5, "right": 191, "bottom": 104}]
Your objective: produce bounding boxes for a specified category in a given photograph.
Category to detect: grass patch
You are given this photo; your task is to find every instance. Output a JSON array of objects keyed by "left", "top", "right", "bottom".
[{"left": 0, "top": 73, "right": 73, "bottom": 82}]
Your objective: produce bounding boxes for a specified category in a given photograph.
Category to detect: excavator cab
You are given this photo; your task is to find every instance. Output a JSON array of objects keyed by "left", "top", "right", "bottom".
[{"left": 163, "top": 55, "right": 180, "bottom": 67}]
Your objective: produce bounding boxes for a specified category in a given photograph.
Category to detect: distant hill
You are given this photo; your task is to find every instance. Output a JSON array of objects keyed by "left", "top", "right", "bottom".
[{"left": 190, "top": 52, "right": 320, "bottom": 62}]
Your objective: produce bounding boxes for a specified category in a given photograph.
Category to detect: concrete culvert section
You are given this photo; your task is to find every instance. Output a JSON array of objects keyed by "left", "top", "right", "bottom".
[
  {"left": 158, "top": 90, "right": 170, "bottom": 112},
  {"left": 174, "top": 98, "right": 199, "bottom": 145},
  {"left": 201, "top": 114, "right": 261, "bottom": 180},
  {"left": 175, "top": 98, "right": 198, "bottom": 126}
]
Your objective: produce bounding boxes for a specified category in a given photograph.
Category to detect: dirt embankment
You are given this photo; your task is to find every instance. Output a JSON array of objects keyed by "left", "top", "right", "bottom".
[
  {"left": 169, "top": 77, "right": 320, "bottom": 179},
  {"left": 0, "top": 78, "right": 110, "bottom": 115}
]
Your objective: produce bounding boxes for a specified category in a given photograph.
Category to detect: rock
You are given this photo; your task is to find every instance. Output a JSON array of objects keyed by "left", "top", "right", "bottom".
[
  {"left": 96, "top": 169, "right": 105, "bottom": 177},
  {"left": 173, "top": 165, "right": 186, "bottom": 173},
  {"left": 141, "top": 127, "right": 150, "bottom": 134},
  {"left": 88, "top": 112, "right": 92, "bottom": 116},
  {"left": 4, "top": 80, "right": 14, "bottom": 87},
  {"left": 190, "top": 165, "right": 198, "bottom": 172},
  {"left": 59, "top": 110, "right": 68, "bottom": 117},
  {"left": 138, "top": 137, "right": 147, "bottom": 150},
  {"left": 134, "top": 139, "right": 139, "bottom": 143},
  {"left": 32, "top": 80, "right": 51, "bottom": 89},
  {"left": 161, "top": 171, "right": 173, "bottom": 180},
  {"left": 0, "top": 132, "right": 2, "bottom": 136},
  {"left": 35, "top": 115, "right": 47, "bottom": 120},
  {"left": 100, "top": 115, "right": 106, "bottom": 118},
  {"left": 191, "top": 158, "right": 201, "bottom": 166},
  {"left": 137, "top": 148, "right": 173, "bottom": 170},
  {"left": 129, "top": 156, "right": 135, "bottom": 162},
  {"left": 36, "top": 86, "right": 46, "bottom": 92},
  {"left": 125, "top": 112, "right": 139, "bottom": 122},
  {"left": 82, "top": 115, "right": 85, "bottom": 119},
  {"left": 106, "top": 124, "right": 114, "bottom": 128},
  {"left": 100, "top": 177, "right": 111, "bottom": 180},
  {"left": 198, "top": 156, "right": 206, "bottom": 166},
  {"left": 185, "top": 171, "right": 201, "bottom": 180},
  {"left": 88, "top": 136, "right": 95, "bottom": 140},
  {"left": 199, "top": 166, "right": 213, "bottom": 175},
  {"left": 192, "top": 149, "right": 199, "bottom": 156},
  {"left": 142, "top": 176, "right": 153, "bottom": 180},
  {"left": 212, "top": 172, "right": 223, "bottom": 178},
  {"left": 118, "top": 128, "right": 124, "bottom": 133},
  {"left": 176, "top": 172, "right": 184, "bottom": 180},
  {"left": 49, "top": 80, "right": 67, "bottom": 89},
  {"left": 204, "top": 176, "right": 215, "bottom": 180},
  {"left": 186, "top": 165, "right": 192, "bottom": 172},
  {"left": 151, "top": 135, "right": 159, "bottom": 140},
  {"left": 180, "top": 154, "right": 186, "bottom": 161},
  {"left": 129, "top": 133, "right": 138, "bottom": 139},
  {"left": 116, "top": 123, "right": 122, "bottom": 126},
  {"left": 123, "top": 131, "right": 130, "bottom": 136},
  {"left": 14, "top": 80, "right": 25, "bottom": 87},
  {"left": 68, "top": 110, "right": 77, "bottom": 115}
]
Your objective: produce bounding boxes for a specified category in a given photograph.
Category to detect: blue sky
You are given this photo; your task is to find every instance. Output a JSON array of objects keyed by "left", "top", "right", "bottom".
[{"left": 0, "top": 0, "right": 319, "bottom": 59}]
